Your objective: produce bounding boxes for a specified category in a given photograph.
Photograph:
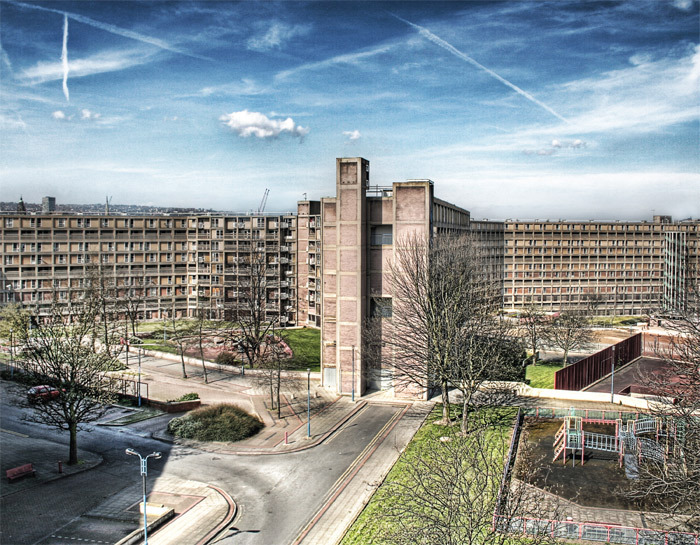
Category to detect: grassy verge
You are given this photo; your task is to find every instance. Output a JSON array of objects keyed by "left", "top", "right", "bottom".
[
  {"left": 282, "top": 328, "right": 320, "bottom": 372},
  {"left": 525, "top": 361, "right": 562, "bottom": 389},
  {"left": 341, "top": 406, "right": 516, "bottom": 545}
]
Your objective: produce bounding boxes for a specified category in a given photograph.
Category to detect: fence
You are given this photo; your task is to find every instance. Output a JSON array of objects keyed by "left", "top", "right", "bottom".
[
  {"left": 522, "top": 406, "right": 648, "bottom": 423},
  {"left": 494, "top": 515, "right": 699, "bottom": 545},
  {"left": 554, "top": 333, "right": 643, "bottom": 391},
  {"left": 492, "top": 408, "right": 524, "bottom": 527}
]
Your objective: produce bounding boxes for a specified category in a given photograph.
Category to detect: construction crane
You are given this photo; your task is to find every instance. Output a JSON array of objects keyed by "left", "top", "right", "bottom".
[
  {"left": 105, "top": 196, "right": 112, "bottom": 215},
  {"left": 257, "top": 188, "right": 269, "bottom": 214}
]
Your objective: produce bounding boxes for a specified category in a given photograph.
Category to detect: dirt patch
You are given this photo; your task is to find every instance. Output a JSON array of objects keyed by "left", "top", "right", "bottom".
[{"left": 519, "top": 419, "right": 642, "bottom": 511}]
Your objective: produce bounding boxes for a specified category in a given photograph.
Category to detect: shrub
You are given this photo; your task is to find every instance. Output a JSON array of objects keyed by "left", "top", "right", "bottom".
[
  {"left": 167, "top": 404, "right": 263, "bottom": 442},
  {"left": 175, "top": 392, "right": 199, "bottom": 402},
  {"left": 216, "top": 351, "right": 239, "bottom": 366}
]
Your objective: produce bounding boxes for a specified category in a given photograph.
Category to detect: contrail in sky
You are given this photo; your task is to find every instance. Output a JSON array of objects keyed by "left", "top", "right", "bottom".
[
  {"left": 392, "top": 13, "right": 569, "bottom": 124},
  {"left": 61, "top": 15, "right": 69, "bottom": 101},
  {"left": 8, "top": 0, "right": 212, "bottom": 61}
]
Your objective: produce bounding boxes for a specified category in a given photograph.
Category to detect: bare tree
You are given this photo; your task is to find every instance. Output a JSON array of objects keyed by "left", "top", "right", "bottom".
[
  {"left": 224, "top": 249, "right": 278, "bottom": 368},
  {"left": 545, "top": 308, "right": 594, "bottom": 366},
  {"left": 519, "top": 303, "right": 549, "bottom": 365},
  {"left": 14, "top": 290, "right": 121, "bottom": 465},
  {"left": 382, "top": 233, "right": 522, "bottom": 426},
  {"left": 374, "top": 409, "right": 558, "bottom": 545},
  {"left": 85, "top": 263, "right": 122, "bottom": 360},
  {"left": 626, "top": 280, "right": 700, "bottom": 530},
  {"left": 252, "top": 328, "right": 294, "bottom": 419},
  {"left": 117, "top": 277, "right": 148, "bottom": 338},
  {"left": 170, "top": 314, "right": 194, "bottom": 379}
]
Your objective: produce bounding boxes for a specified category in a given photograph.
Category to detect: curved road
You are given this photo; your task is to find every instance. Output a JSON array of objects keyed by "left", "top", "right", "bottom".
[{"left": 0, "top": 385, "right": 401, "bottom": 545}]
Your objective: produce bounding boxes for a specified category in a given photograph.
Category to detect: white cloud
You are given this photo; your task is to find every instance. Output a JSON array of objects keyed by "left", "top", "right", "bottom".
[
  {"left": 192, "top": 78, "right": 268, "bottom": 98},
  {"left": 52, "top": 110, "right": 67, "bottom": 119},
  {"left": 343, "top": 130, "right": 361, "bottom": 141},
  {"left": 247, "top": 22, "right": 310, "bottom": 52},
  {"left": 276, "top": 43, "right": 396, "bottom": 81},
  {"left": 219, "top": 110, "right": 309, "bottom": 140},
  {"left": 80, "top": 109, "right": 101, "bottom": 120},
  {"left": 0, "top": 114, "right": 26, "bottom": 129},
  {"left": 22, "top": 48, "right": 158, "bottom": 84},
  {"left": 671, "top": 0, "right": 694, "bottom": 11}
]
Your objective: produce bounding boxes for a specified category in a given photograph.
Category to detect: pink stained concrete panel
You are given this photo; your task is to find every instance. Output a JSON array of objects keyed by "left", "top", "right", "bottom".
[
  {"left": 324, "top": 298, "right": 337, "bottom": 319},
  {"left": 339, "top": 189, "right": 358, "bottom": 221},
  {"left": 395, "top": 186, "right": 427, "bottom": 221},
  {"left": 323, "top": 345, "right": 337, "bottom": 365},
  {"left": 323, "top": 324, "right": 336, "bottom": 341},
  {"left": 323, "top": 201, "right": 337, "bottom": 222},
  {"left": 324, "top": 273, "right": 336, "bottom": 292},
  {"left": 339, "top": 161, "right": 358, "bottom": 184},
  {"left": 340, "top": 275, "right": 358, "bottom": 297},
  {"left": 324, "top": 251, "right": 337, "bottom": 270},
  {"left": 339, "top": 224, "right": 358, "bottom": 246},
  {"left": 339, "top": 325, "right": 358, "bottom": 346},
  {"left": 324, "top": 225, "right": 337, "bottom": 244},
  {"left": 339, "top": 300, "right": 357, "bottom": 323},
  {"left": 395, "top": 223, "right": 428, "bottom": 240},
  {"left": 340, "top": 249, "right": 358, "bottom": 270}
]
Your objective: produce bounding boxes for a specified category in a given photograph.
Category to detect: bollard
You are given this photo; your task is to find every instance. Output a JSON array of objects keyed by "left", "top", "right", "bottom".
[
  {"left": 58, "top": 460, "right": 63, "bottom": 473},
  {"left": 285, "top": 431, "right": 288, "bottom": 445}
]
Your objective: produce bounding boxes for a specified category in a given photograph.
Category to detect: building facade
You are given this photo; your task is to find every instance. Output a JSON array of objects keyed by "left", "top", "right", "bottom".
[{"left": 1, "top": 157, "right": 699, "bottom": 399}]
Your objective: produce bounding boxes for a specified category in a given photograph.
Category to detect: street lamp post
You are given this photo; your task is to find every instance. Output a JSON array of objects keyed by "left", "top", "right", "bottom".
[
  {"left": 9, "top": 328, "right": 13, "bottom": 379},
  {"left": 137, "top": 348, "right": 142, "bottom": 407},
  {"left": 307, "top": 368, "right": 311, "bottom": 438},
  {"left": 125, "top": 448, "right": 161, "bottom": 545},
  {"left": 351, "top": 345, "right": 355, "bottom": 402},
  {"left": 610, "top": 345, "right": 616, "bottom": 404}
]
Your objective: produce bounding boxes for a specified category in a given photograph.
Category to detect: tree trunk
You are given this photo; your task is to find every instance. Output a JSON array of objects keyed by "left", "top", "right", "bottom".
[
  {"left": 562, "top": 348, "right": 569, "bottom": 366},
  {"left": 440, "top": 379, "right": 451, "bottom": 424},
  {"left": 179, "top": 351, "right": 188, "bottom": 378},
  {"left": 68, "top": 422, "right": 78, "bottom": 465},
  {"left": 276, "top": 364, "right": 281, "bottom": 420},
  {"left": 199, "top": 338, "right": 208, "bottom": 384}
]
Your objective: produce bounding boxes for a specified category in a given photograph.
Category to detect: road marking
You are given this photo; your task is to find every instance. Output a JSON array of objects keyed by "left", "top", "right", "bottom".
[
  {"left": 0, "top": 428, "right": 29, "bottom": 437},
  {"left": 51, "top": 536, "right": 108, "bottom": 543}
]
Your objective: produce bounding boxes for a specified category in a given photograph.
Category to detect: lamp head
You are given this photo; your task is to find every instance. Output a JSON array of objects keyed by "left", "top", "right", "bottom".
[
  {"left": 151, "top": 452, "right": 162, "bottom": 460},
  {"left": 125, "top": 448, "right": 137, "bottom": 456}
]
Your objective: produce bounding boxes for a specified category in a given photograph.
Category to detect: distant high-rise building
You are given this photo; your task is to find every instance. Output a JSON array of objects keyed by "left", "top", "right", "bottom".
[{"left": 42, "top": 196, "right": 56, "bottom": 214}]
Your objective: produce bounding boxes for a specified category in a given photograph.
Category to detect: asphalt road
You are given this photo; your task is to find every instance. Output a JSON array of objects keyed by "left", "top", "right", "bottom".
[{"left": 0, "top": 385, "right": 401, "bottom": 545}]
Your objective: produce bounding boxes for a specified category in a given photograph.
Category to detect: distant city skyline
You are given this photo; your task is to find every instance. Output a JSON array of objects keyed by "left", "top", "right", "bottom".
[{"left": 1, "top": 0, "right": 698, "bottom": 220}]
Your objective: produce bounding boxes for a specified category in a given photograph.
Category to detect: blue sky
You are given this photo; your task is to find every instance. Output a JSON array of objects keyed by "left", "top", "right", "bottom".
[{"left": 1, "top": 0, "right": 698, "bottom": 219}]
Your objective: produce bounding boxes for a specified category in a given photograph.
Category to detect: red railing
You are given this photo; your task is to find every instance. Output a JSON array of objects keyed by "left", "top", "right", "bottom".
[
  {"left": 554, "top": 333, "right": 642, "bottom": 391},
  {"left": 494, "top": 515, "right": 698, "bottom": 545}
]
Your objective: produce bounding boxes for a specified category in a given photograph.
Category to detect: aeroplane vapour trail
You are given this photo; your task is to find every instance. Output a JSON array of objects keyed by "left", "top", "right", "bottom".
[
  {"left": 8, "top": 0, "right": 212, "bottom": 61},
  {"left": 61, "top": 15, "right": 69, "bottom": 101},
  {"left": 391, "top": 13, "right": 569, "bottom": 124}
]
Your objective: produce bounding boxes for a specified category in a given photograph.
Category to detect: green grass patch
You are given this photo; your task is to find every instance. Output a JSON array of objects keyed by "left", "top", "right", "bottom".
[
  {"left": 341, "top": 406, "right": 516, "bottom": 545},
  {"left": 589, "top": 315, "right": 644, "bottom": 327},
  {"left": 525, "top": 361, "right": 562, "bottom": 389},
  {"left": 167, "top": 403, "right": 263, "bottom": 442},
  {"left": 282, "top": 328, "right": 320, "bottom": 372}
]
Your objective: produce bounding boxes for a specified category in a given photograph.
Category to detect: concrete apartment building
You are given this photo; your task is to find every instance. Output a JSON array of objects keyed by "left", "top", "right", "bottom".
[
  {"left": 500, "top": 216, "right": 700, "bottom": 316},
  {"left": 318, "top": 157, "right": 471, "bottom": 395},
  {"left": 1, "top": 156, "right": 699, "bottom": 398},
  {"left": 1, "top": 212, "right": 298, "bottom": 325}
]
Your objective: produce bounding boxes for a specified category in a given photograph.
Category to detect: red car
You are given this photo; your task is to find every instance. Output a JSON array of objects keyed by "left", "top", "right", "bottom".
[{"left": 27, "top": 385, "right": 61, "bottom": 403}]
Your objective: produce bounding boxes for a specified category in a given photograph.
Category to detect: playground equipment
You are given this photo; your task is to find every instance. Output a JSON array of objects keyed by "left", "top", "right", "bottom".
[{"left": 552, "top": 410, "right": 683, "bottom": 470}]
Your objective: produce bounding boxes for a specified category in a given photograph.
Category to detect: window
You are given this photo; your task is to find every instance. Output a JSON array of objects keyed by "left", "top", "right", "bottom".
[
  {"left": 101, "top": 219, "right": 110, "bottom": 227},
  {"left": 57, "top": 218, "right": 66, "bottom": 227},
  {"left": 371, "top": 297, "right": 393, "bottom": 318},
  {"left": 370, "top": 225, "right": 393, "bottom": 245},
  {"left": 4, "top": 218, "right": 13, "bottom": 227}
]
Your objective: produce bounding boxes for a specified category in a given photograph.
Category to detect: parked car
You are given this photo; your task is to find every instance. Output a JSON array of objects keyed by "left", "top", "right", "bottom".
[{"left": 27, "top": 385, "right": 61, "bottom": 403}]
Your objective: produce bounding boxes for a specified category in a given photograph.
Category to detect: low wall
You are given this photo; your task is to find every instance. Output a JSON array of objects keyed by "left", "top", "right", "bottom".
[
  {"left": 514, "top": 382, "right": 653, "bottom": 410},
  {"left": 148, "top": 399, "right": 201, "bottom": 413}
]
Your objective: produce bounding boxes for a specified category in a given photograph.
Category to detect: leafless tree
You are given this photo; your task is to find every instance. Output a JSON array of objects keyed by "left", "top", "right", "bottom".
[
  {"left": 224, "top": 249, "right": 278, "bottom": 368},
  {"left": 374, "top": 410, "right": 559, "bottom": 545},
  {"left": 170, "top": 314, "right": 195, "bottom": 379},
  {"left": 545, "top": 308, "right": 594, "bottom": 366},
  {"left": 251, "top": 328, "right": 294, "bottom": 419},
  {"left": 380, "top": 233, "right": 523, "bottom": 426},
  {"left": 627, "top": 279, "right": 700, "bottom": 531},
  {"left": 519, "top": 303, "right": 549, "bottom": 365},
  {"left": 116, "top": 277, "right": 148, "bottom": 338},
  {"left": 13, "top": 289, "right": 121, "bottom": 465},
  {"left": 85, "top": 263, "right": 122, "bottom": 360}
]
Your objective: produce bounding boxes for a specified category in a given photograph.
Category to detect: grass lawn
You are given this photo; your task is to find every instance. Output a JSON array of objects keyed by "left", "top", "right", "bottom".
[
  {"left": 282, "top": 328, "right": 320, "bottom": 372},
  {"left": 525, "top": 361, "right": 562, "bottom": 389},
  {"left": 341, "top": 406, "right": 516, "bottom": 545}
]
